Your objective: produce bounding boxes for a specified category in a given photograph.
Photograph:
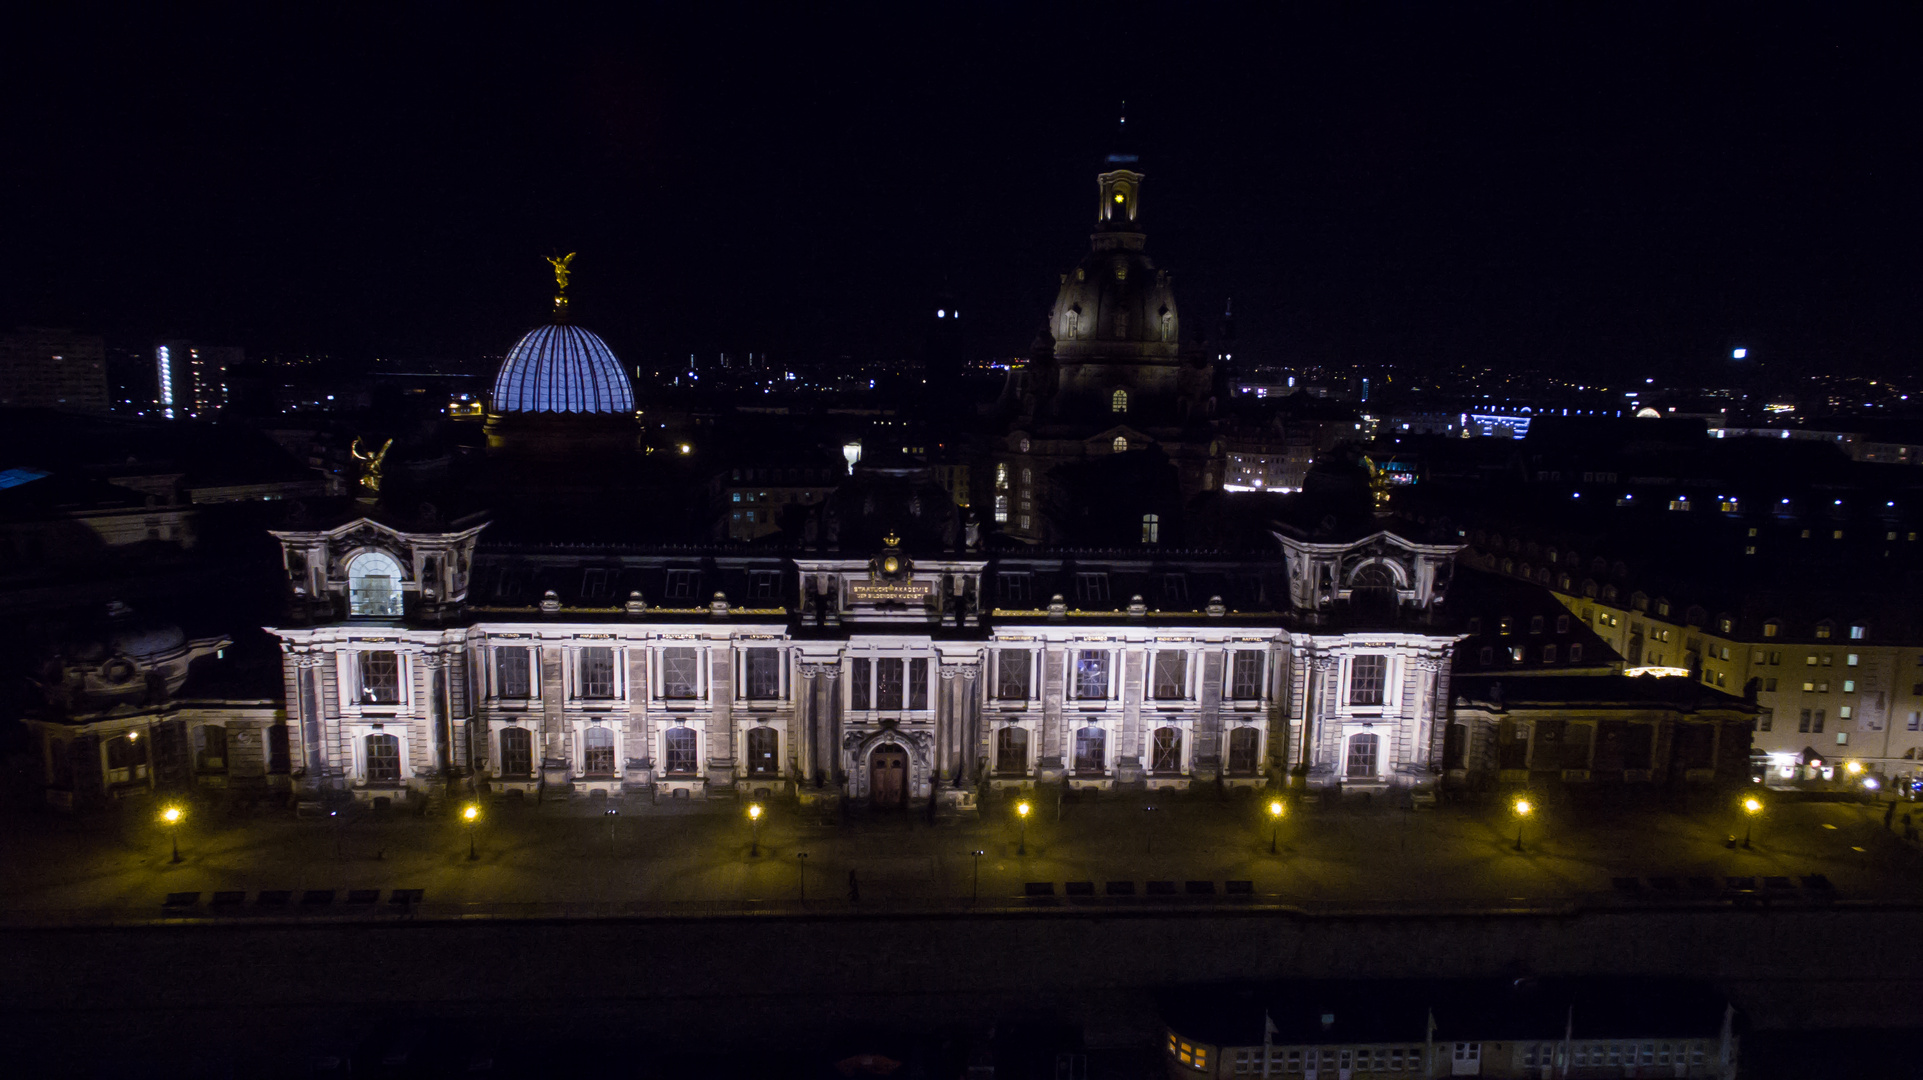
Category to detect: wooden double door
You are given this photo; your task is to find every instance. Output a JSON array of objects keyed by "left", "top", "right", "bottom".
[{"left": 869, "top": 744, "right": 908, "bottom": 809}]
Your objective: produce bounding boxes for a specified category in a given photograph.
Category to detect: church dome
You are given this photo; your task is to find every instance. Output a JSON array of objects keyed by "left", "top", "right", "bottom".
[{"left": 490, "top": 324, "right": 635, "bottom": 414}]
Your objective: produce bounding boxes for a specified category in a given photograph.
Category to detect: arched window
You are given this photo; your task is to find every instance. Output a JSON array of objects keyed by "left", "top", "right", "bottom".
[
  {"left": 1141, "top": 513, "right": 1160, "bottom": 544},
  {"left": 1112, "top": 436, "right": 1128, "bottom": 454},
  {"left": 195, "top": 725, "right": 227, "bottom": 773},
  {"left": 1151, "top": 726, "right": 1183, "bottom": 773},
  {"left": 664, "top": 727, "right": 698, "bottom": 775},
  {"left": 746, "top": 726, "right": 778, "bottom": 776},
  {"left": 1346, "top": 732, "right": 1379, "bottom": 778},
  {"left": 996, "top": 727, "right": 1029, "bottom": 775},
  {"left": 365, "top": 733, "right": 400, "bottom": 783},
  {"left": 1112, "top": 389, "right": 1129, "bottom": 413},
  {"left": 1073, "top": 726, "right": 1106, "bottom": 774},
  {"left": 500, "top": 727, "right": 533, "bottom": 776},
  {"left": 1064, "top": 310, "right": 1079, "bottom": 339},
  {"left": 583, "top": 725, "right": 615, "bottom": 775},
  {"left": 1227, "top": 728, "right": 1260, "bottom": 775},
  {"left": 348, "top": 551, "right": 404, "bottom": 617}
]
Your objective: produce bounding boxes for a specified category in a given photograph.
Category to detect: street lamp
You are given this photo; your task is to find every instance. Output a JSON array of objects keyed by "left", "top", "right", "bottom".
[
  {"left": 1267, "top": 799, "right": 1286, "bottom": 855},
  {"left": 1741, "top": 796, "right": 1763, "bottom": 849},
  {"left": 463, "top": 803, "right": 480, "bottom": 860},
  {"left": 1512, "top": 797, "right": 1533, "bottom": 852},
  {"left": 1015, "top": 800, "right": 1031, "bottom": 856},
  {"left": 605, "top": 808, "right": 619, "bottom": 858},
  {"left": 161, "top": 805, "right": 184, "bottom": 864},
  {"left": 1144, "top": 804, "right": 1158, "bottom": 855},
  {"left": 970, "top": 849, "right": 986, "bottom": 904},
  {"left": 748, "top": 802, "right": 764, "bottom": 857}
]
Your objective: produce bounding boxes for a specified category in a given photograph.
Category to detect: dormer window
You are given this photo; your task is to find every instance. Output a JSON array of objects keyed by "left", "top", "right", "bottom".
[
  {"left": 347, "top": 551, "right": 404, "bottom": 618},
  {"left": 1112, "top": 389, "right": 1129, "bottom": 413}
]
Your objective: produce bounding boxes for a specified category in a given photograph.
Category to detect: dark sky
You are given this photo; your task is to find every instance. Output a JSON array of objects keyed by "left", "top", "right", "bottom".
[{"left": 3, "top": 4, "right": 1916, "bottom": 381}]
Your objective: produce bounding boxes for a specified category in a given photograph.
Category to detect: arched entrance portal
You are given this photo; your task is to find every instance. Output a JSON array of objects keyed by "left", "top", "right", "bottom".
[{"left": 869, "top": 743, "right": 908, "bottom": 809}]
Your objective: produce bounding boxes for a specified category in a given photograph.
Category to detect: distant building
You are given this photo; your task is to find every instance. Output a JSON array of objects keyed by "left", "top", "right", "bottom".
[
  {"left": 1160, "top": 979, "right": 1739, "bottom": 1079},
  {"left": 154, "top": 341, "right": 239, "bottom": 418},
  {"left": 0, "top": 327, "right": 108, "bottom": 413}
]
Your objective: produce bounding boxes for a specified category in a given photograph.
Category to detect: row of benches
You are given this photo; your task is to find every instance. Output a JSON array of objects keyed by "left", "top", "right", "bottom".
[
  {"left": 1022, "top": 880, "right": 1255, "bottom": 897},
  {"left": 1608, "top": 874, "right": 1833, "bottom": 893},
  {"left": 163, "top": 888, "right": 424, "bottom": 909}
]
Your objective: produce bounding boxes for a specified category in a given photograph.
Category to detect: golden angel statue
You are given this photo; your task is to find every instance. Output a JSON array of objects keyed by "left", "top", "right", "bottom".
[
  {"left": 547, "top": 252, "right": 577, "bottom": 294},
  {"left": 350, "top": 436, "right": 394, "bottom": 497}
]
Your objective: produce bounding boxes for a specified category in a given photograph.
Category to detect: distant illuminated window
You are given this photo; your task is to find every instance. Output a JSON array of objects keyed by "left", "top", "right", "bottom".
[
  {"left": 1142, "top": 513, "right": 1160, "bottom": 543},
  {"left": 1113, "top": 436, "right": 1128, "bottom": 453},
  {"left": 1112, "top": 389, "right": 1128, "bottom": 413}
]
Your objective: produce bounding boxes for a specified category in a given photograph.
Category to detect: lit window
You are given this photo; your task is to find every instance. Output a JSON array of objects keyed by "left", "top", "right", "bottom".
[
  {"left": 582, "top": 726, "right": 615, "bottom": 774},
  {"left": 1142, "top": 513, "right": 1160, "bottom": 543},
  {"left": 1113, "top": 436, "right": 1128, "bottom": 453},
  {"left": 1112, "top": 388, "right": 1128, "bottom": 413},
  {"left": 1850, "top": 625, "right": 1866, "bottom": 640},
  {"left": 347, "top": 551, "right": 405, "bottom": 617},
  {"left": 359, "top": 651, "right": 401, "bottom": 705},
  {"left": 663, "top": 727, "right": 698, "bottom": 774},
  {"left": 580, "top": 646, "right": 615, "bottom": 699}
]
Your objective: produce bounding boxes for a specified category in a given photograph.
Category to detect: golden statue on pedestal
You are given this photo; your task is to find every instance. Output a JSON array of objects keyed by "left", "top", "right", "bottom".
[{"left": 548, "top": 252, "right": 576, "bottom": 317}]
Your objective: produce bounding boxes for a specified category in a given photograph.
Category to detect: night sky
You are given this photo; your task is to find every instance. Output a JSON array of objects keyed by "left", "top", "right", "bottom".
[{"left": 3, "top": 4, "right": 1915, "bottom": 381}]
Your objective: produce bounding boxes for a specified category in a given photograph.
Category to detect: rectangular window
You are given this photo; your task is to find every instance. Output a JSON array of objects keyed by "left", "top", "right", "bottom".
[
  {"left": 909, "top": 657, "right": 929, "bottom": 710},
  {"left": 500, "top": 727, "right": 532, "bottom": 775},
  {"left": 661, "top": 647, "right": 700, "bottom": 699},
  {"left": 876, "top": 658, "right": 905, "bottom": 710},
  {"left": 1759, "top": 712, "right": 1772, "bottom": 732},
  {"left": 1075, "top": 651, "right": 1110, "bottom": 699},
  {"left": 1847, "top": 653, "right": 1860, "bottom": 666},
  {"left": 360, "top": 651, "right": 401, "bottom": 705},
  {"left": 1162, "top": 574, "right": 1188, "bottom": 605},
  {"left": 583, "top": 726, "right": 615, "bottom": 774},
  {"left": 664, "top": 569, "right": 699, "bottom": 601},
  {"left": 1230, "top": 651, "right": 1264, "bottom": 700},
  {"left": 998, "top": 572, "right": 1031, "bottom": 602},
  {"left": 749, "top": 571, "right": 781, "bottom": 600},
  {"left": 664, "top": 727, "right": 698, "bottom": 774},
  {"left": 581, "top": 568, "right": 611, "bottom": 599},
  {"left": 996, "top": 650, "right": 1031, "bottom": 700},
  {"left": 1543, "top": 644, "right": 1558, "bottom": 663},
  {"left": 267, "top": 723, "right": 290, "bottom": 774},
  {"left": 744, "top": 648, "right": 781, "bottom": 700},
  {"left": 1764, "top": 677, "right": 1777, "bottom": 691},
  {"left": 1909, "top": 712, "right": 1920, "bottom": 732},
  {"left": 1799, "top": 709, "right": 1812, "bottom": 733},
  {"left": 1569, "top": 643, "right": 1583, "bottom": 663},
  {"left": 581, "top": 646, "right": 615, "bottom": 699},
  {"left": 1075, "top": 573, "right": 1110, "bottom": 604},
  {"left": 1813, "top": 709, "right": 1826, "bottom": 733},
  {"left": 849, "top": 658, "right": 872, "bottom": 709},
  {"left": 496, "top": 646, "right": 530, "bottom": 698},
  {"left": 1151, "top": 651, "right": 1188, "bottom": 700},
  {"left": 1349, "top": 654, "right": 1387, "bottom": 706}
]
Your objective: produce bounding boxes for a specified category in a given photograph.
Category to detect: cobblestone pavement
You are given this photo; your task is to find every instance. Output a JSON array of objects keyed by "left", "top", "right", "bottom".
[{"left": 3, "top": 785, "right": 1919, "bottom": 922}]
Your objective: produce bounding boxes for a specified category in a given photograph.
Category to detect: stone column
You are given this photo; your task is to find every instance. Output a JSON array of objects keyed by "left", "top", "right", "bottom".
[
  {"left": 1430, "top": 648, "right": 1455, "bottom": 766},
  {"left": 958, "top": 662, "right": 981, "bottom": 785},
  {"left": 295, "top": 653, "right": 326, "bottom": 796},
  {"left": 1036, "top": 645, "right": 1065, "bottom": 782},
  {"left": 1194, "top": 647, "right": 1224, "bottom": 781},
  {"left": 798, "top": 664, "right": 819, "bottom": 784},
  {"left": 938, "top": 664, "right": 960, "bottom": 782},
  {"left": 1309, "top": 653, "right": 1338, "bottom": 771},
  {"left": 825, "top": 666, "right": 843, "bottom": 784}
]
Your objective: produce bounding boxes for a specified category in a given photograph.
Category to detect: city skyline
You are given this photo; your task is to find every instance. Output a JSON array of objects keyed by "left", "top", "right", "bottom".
[{"left": 3, "top": 6, "right": 1916, "bottom": 380}]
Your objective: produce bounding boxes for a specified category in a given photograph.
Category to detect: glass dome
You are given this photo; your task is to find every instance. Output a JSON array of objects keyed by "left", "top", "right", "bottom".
[{"left": 490, "top": 324, "right": 635, "bottom": 414}]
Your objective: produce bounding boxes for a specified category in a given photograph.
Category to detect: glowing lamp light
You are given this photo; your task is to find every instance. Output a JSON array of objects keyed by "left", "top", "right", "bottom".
[
  {"left": 1845, "top": 760, "right": 1864, "bottom": 776},
  {"left": 1864, "top": 777, "right": 1881, "bottom": 791},
  {"left": 1016, "top": 801, "right": 1031, "bottom": 819},
  {"left": 748, "top": 803, "right": 764, "bottom": 820},
  {"left": 1743, "top": 797, "right": 1763, "bottom": 815},
  {"left": 1732, "top": 348, "right": 1748, "bottom": 359},
  {"left": 161, "top": 806, "right": 182, "bottom": 825},
  {"left": 1268, "top": 800, "right": 1285, "bottom": 819},
  {"left": 463, "top": 804, "right": 479, "bottom": 822},
  {"left": 678, "top": 443, "right": 692, "bottom": 455},
  {"left": 1513, "top": 798, "right": 1533, "bottom": 818}
]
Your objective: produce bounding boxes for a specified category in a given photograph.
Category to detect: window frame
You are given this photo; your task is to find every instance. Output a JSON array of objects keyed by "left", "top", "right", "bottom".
[
  {"left": 995, "top": 649, "right": 1033, "bottom": 701},
  {"left": 578, "top": 645, "right": 618, "bottom": 700},
  {"left": 494, "top": 645, "right": 533, "bottom": 699},
  {"left": 1073, "top": 649, "right": 1113, "bottom": 700},
  {"left": 1346, "top": 731, "right": 1380, "bottom": 778},
  {"left": 581, "top": 725, "right": 616, "bottom": 775},
  {"left": 1229, "top": 650, "right": 1265, "bottom": 701},
  {"left": 358, "top": 650, "right": 403, "bottom": 707},
  {"left": 658, "top": 646, "right": 704, "bottom": 702},
  {"left": 1150, "top": 649, "right": 1190, "bottom": 701},
  {"left": 662, "top": 725, "right": 700, "bottom": 776},
  {"left": 1347, "top": 654, "right": 1389, "bottom": 708},
  {"left": 364, "top": 732, "right": 402, "bottom": 783},
  {"left": 1150, "top": 726, "right": 1184, "bottom": 773}
]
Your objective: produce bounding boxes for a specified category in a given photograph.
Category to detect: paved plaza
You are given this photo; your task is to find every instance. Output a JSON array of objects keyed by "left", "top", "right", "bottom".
[{"left": 4, "top": 785, "right": 1921, "bottom": 923}]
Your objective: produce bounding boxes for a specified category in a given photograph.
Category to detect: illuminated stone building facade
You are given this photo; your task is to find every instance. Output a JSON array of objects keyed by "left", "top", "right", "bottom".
[{"left": 260, "top": 516, "right": 1467, "bottom": 808}]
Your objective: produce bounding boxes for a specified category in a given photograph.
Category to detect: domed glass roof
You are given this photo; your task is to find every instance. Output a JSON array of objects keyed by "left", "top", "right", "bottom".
[{"left": 491, "top": 324, "right": 635, "bottom": 414}]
